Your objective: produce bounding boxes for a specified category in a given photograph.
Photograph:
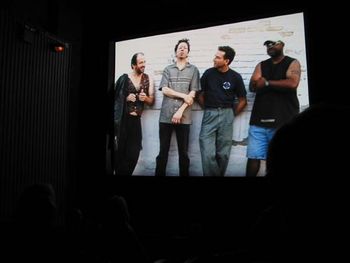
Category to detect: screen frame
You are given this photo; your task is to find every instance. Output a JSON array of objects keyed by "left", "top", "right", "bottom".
[{"left": 106, "top": 8, "right": 311, "bottom": 177}]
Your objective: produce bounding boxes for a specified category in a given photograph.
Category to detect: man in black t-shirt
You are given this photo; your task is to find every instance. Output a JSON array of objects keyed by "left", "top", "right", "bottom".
[
  {"left": 246, "top": 40, "right": 301, "bottom": 177},
  {"left": 198, "top": 46, "right": 247, "bottom": 176}
]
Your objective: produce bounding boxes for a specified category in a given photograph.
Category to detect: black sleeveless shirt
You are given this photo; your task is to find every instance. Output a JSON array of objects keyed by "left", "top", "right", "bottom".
[{"left": 250, "top": 56, "right": 299, "bottom": 128}]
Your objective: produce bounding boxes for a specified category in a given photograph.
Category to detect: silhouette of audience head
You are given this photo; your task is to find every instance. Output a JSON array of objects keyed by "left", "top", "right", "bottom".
[
  {"left": 266, "top": 103, "right": 349, "bottom": 188},
  {"left": 261, "top": 103, "right": 349, "bottom": 260},
  {"left": 98, "top": 195, "right": 149, "bottom": 263},
  {"left": 15, "top": 183, "right": 57, "bottom": 229},
  {"left": 101, "top": 195, "right": 131, "bottom": 228},
  {"left": 10, "top": 183, "right": 64, "bottom": 262}
]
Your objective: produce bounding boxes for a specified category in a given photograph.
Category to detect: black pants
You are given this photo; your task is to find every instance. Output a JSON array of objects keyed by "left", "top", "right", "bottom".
[
  {"left": 155, "top": 123, "right": 190, "bottom": 177},
  {"left": 115, "top": 115, "right": 142, "bottom": 176}
]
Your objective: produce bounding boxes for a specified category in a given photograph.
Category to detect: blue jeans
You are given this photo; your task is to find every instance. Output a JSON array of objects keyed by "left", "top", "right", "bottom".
[
  {"left": 199, "top": 108, "right": 234, "bottom": 176},
  {"left": 246, "top": 125, "right": 276, "bottom": 160}
]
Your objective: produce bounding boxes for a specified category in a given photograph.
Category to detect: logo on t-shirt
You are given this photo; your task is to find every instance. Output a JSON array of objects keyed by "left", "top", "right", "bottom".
[{"left": 222, "top": 82, "right": 231, "bottom": 90}]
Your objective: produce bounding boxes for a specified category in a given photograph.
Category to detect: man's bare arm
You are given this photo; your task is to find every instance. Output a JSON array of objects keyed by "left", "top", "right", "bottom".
[
  {"left": 249, "top": 63, "right": 263, "bottom": 92},
  {"left": 267, "top": 60, "right": 301, "bottom": 89},
  {"left": 162, "top": 87, "right": 194, "bottom": 105},
  {"left": 234, "top": 97, "right": 247, "bottom": 116},
  {"left": 171, "top": 90, "right": 196, "bottom": 124}
]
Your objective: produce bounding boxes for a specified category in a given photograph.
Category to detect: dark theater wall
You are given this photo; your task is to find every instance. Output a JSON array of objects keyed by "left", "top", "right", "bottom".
[{"left": 0, "top": 9, "right": 72, "bottom": 220}]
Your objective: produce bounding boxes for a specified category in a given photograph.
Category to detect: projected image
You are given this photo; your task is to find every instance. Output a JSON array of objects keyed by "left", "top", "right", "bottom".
[{"left": 113, "top": 12, "right": 309, "bottom": 176}]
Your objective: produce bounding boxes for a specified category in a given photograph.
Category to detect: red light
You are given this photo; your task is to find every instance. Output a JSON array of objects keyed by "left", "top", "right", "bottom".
[{"left": 54, "top": 45, "right": 64, "bottom": 52}]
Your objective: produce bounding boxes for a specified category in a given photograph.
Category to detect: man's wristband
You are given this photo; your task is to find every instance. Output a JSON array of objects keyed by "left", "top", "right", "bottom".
[{"left": 265, "top": 80, "right": 269, "bottom": 87}]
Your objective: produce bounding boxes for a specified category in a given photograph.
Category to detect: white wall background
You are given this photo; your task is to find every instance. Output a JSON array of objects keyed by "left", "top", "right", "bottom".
[{"left": 115, "top": 12, "right": 308, "bottom": 176}]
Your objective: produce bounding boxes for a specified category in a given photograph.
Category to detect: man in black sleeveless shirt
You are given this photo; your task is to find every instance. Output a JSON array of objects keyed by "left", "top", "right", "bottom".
[{"left": 246, "top": 40, "right": 301, "bottom": 177}]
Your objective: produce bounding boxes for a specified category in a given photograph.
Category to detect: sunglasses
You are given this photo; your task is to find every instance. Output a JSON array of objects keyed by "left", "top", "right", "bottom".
[{"left": 266, "top": 41, "right": 282, "bottom": 48}]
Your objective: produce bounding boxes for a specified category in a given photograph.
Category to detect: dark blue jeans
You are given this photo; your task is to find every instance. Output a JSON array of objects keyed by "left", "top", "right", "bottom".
[{"left": 155, "top": 123, "right": 190, "bottom": 177}]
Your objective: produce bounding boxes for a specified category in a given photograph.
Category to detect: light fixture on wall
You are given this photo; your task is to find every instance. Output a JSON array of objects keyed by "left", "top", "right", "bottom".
[
  {"left": 47, "top": 34, "right": 68, "bottom": 53},
  {"left": 53, "top": 43, "right": 65, "bottom": 53}
]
